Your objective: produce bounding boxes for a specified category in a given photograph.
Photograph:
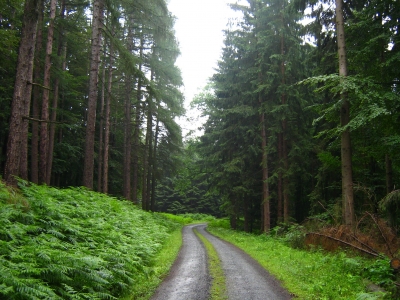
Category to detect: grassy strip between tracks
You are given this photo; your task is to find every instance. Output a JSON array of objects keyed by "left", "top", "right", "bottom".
[
  {"left": 194, "top": 229, "right": 228, "bottom": 300},
  {"left": 207, "top": 226, "right": 390, "bottom": 300}
]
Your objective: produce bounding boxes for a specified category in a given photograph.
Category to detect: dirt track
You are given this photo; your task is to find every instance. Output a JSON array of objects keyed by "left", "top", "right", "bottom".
[{"left": 151, "top": 224, "right": 292, "bottom": 300}]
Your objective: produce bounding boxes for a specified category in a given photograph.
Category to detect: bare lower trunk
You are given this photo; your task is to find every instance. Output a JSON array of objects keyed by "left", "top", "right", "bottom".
[
  {"left": 102, "top": 46, "right": 113, "bottom": 194},
  {"left": 336, "top": 0, "right": 354, "bottom": 227},
  {"left": 4, "top": 0, "right": 40, "bottom": 185},
  {"left": 97, "top": 67, "right": 106, "bottom": 192},
  {"left": 30, "top": 3, "right": 44, "bottom": 184},
  {"left": 83, "top": 0, "right": 104, "bottom": 189},
  {"left": 146, "top": 110, "right": 153, "bottom": 210},
  {"left": 142, "top": 102, "right": 152, "bottom": 210},
  {"left": 277, "top": 132, "right": 283, "bottom": 223},
  {"left": 150, "top": 120, "right": 159, "bottom": 211},
  {"left": 132, "top": 34, "right": 144, "bottom": 204},
  {"left": 261, "top": 109, "right": 270, "bottom": 233},
  {"left": 39, "top": 0, "right": 57, "bottom": 185},
  {"left": 47, "top": 1, "right": 66, "bottom": 184},
  {"left": 386, "top": 154, "right": 393, "bottom": 195}
]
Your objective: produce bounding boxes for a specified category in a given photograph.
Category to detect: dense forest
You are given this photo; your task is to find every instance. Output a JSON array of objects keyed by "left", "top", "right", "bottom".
[{"left": 1, "top": 0, "right": 400, "bottom": 233}]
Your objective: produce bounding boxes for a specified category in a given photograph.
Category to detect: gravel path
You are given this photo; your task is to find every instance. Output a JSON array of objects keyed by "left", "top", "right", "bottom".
[
  {"left": 151, "top": 224, "right": 292, "bottom": 300},
  {"left": 150, "top": 224, "right": 211, "bottom": 300}
]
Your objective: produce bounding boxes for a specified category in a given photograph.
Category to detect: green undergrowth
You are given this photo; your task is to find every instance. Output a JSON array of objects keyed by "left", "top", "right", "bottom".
[
  {"left": 0, "top": 180, "right": 186, "bottom": 299},
  {"left": 194, "top": 229, "right": 227, "bottom": 300},
  {"left": 207, "top": 226, "right": 391, "bottom": 300}
]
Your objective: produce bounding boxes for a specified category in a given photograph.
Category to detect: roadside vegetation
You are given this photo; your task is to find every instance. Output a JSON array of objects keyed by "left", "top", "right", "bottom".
[
  {"left": 0, "top": 181, "right": 188, "bottom": 300},
  {"left": 208, "top": 220, "right": 397, "bottom": 300}
]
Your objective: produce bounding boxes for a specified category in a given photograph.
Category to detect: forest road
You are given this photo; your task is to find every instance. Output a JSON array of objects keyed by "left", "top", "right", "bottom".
[{"left": 151, "top": 224, "right": 292, "bottom": 300}]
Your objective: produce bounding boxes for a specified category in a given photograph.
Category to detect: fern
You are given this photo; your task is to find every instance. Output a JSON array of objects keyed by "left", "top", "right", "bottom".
[{"left": 0, "top": 181, "right": 182, "bottom": 299}]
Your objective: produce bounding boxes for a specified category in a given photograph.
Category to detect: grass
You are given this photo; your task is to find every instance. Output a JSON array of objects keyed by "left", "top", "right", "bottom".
[
  {"left": 207, "top": 226, "right": 390, "bottom": 300},
  {"left": 194, "top": 229, "right": 228, "bottom": 300}
]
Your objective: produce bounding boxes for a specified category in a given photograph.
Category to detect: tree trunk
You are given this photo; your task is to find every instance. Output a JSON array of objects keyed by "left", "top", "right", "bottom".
[
  {"left": 102, "top": 43, "right": 113, "bottom": 194},
  {"left": 83, "top": 0, "right": 104, "bottom": 189},
  {"left": 386, "top": 154, "right": 393, "bottom": 195},
  {"left": 4, "top": 0, "right": 41, "bottom": 185},
  {"left": 142, "top": 100, "right": 152, "bottom": 211},
  {"left": 123, "top": 20, "right": 134, "bottom": 200},
  {"left": 277, "top": 132, "right": 283, "bottom": 223},
  {"left": 260, "top": 107, "right": 270, "bottom": 233},
  {"left": 150, "top": 120, "right": 159, "bottom": 211},
  {"left": 281, "top": 33, "right": 289, "bottom": 223},
  {"left": 97, "top": 67, "right": 106, "bottom": 192},
  {"left": 39, "top": 0, "right": 57, "bottom": 185},
  {"left": 146, "top": 108, "right": 153, "bottom": 210},
  {"left": 132, "top": 34, "right": 144, "bottom": 204},
  {"left": 336, "top": 0, "right": 354, "bottom": 227},
  {"left": 30, "top": 3, "right": 44, "bottom": 184},
  {"left": 47, "top": 0, "right": 66, "bottom": 184}
]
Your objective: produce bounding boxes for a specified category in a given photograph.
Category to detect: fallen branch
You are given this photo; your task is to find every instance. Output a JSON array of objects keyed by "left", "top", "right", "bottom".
[{"left": 307, "top": 232, "right": 379, "bottom": 257}]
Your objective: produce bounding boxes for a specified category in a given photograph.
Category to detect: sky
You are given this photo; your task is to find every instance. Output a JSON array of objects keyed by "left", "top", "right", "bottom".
[{"left": 167, "top": 0, "right": 242, "bottom": 136}]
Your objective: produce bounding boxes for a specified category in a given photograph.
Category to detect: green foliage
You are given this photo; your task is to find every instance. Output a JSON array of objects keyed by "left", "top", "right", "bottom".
[
  {"left": 0, "top": 181, "right": 182, "bottom": 299},
  {"left": 179, "top": 213, "right": 216, "bottom": 222},
  {"left": 207, "top": 226, "right": 393, "bottom": 299},
  {"left": 270, "top": 223, "right": 307, "bottom": 249},
  {"left": 208, "top": 218, "right": 232, "bottom": 230},
  {"left": 364, "top": 258, "right": 395, "bottom": 287}
]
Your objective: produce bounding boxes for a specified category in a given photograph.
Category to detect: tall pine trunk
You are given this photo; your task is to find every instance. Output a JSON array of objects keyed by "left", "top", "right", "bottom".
[
  {"left": 336, "top": 0, "right": 354, "bottom": 227},
  {"left": 102, "top": 43, "right": 113, "bottom": 194},
  {"left": 260, "top": 106, "right": 270, "bottom": 233},
  {"left": 385, "top": 155, "right": 393, "bottom": 195},
  {"left": 47, "top": 0, "right": 66, "bottom": 184},
  {"left": 280, "top": 32, "right": 289, "bottom": 223},
  {"left": 123, "top": 20, "right": 134, "bottom": 200},
  {"left": 31, "top": 3, "right": 44, "bottom": 184},
  {"left": 97, "top": 67, "right": 106, "bottom": 192},
  {"left": 132, "top": 34, "right": 144, "bottom": 204},
  {"left": 150, "top": 120, "right": 159, "bottom": 211},
  {"left": 277, "top": 133, "right": 283, "bottom": 223},
  {"left": 4, "top": 0, "right": 41, "bottom": 185},
  {"left": 83, "top": 0, "right": 104, "bottom": 189},
  {"left": 39, "top": 0, "right": 57, "bottom": 184}
]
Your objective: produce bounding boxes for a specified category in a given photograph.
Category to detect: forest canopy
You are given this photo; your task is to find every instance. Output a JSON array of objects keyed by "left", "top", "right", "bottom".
[{"left": 0, "top": 0, "right": 399, "bottom": 232}]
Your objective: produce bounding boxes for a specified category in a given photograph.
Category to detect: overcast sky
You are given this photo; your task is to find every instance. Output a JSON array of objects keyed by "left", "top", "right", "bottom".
[{"left": 167, "top": 0, "right": 242, "bottom": 136}]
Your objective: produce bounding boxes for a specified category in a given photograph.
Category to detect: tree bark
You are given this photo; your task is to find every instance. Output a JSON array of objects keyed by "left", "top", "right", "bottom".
[
  {"left": 336, "top": 0, "right": 354, "bottom": 227},
  {"left": 142, "top": 100, "right": 152, "bottom": 211},
  {"left": 260, "top": 107, "right": 270, "bottom": 233},
  {"left": 385, "top": 154, "right": 393, "bottom": 195},
  {"left": 39, "top": 0, "right": 57, "bottom": 185},
  {"left": 132, "top": 34, "right": 144, "bottom": 204},
  {"left": 150, "top": 120, "right": 159, "bottom": 211},
  {"left": 123, "top": 19, "right": 134, "bottom": 200},
  {"left": 4, "top": 0, "right": 41, "bottom": 185},
  {"left": 280, "top": 32, "right": 289, "bottom": 224},
  {"left": 97, "top": 66, "right": 106, "bottom": 192},
  {"left": 102, "top": 42, "right": 113, "bottom": 194},
  {"left": 30, "top": 3, "right": 44, "bottom": 184},
  {"left": 47, "top": 0, "right": 66, "bottom": 184},
  {"left": 83, "top": 0, "right": 104, "bottom": 189},
  {"left": 277, "top": 132, "right": 283, "bottom": 223}
]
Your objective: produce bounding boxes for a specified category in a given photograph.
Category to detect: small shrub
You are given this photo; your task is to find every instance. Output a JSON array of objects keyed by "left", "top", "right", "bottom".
[
  {"left": 364, "top": 258, "right": 394, "bottom": 287},
  {"left": 271, "top": 223, "right": 307, "bottom": 249},
  {"left": 208, "top": 218, "right": 231, "bottom": 229}
]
